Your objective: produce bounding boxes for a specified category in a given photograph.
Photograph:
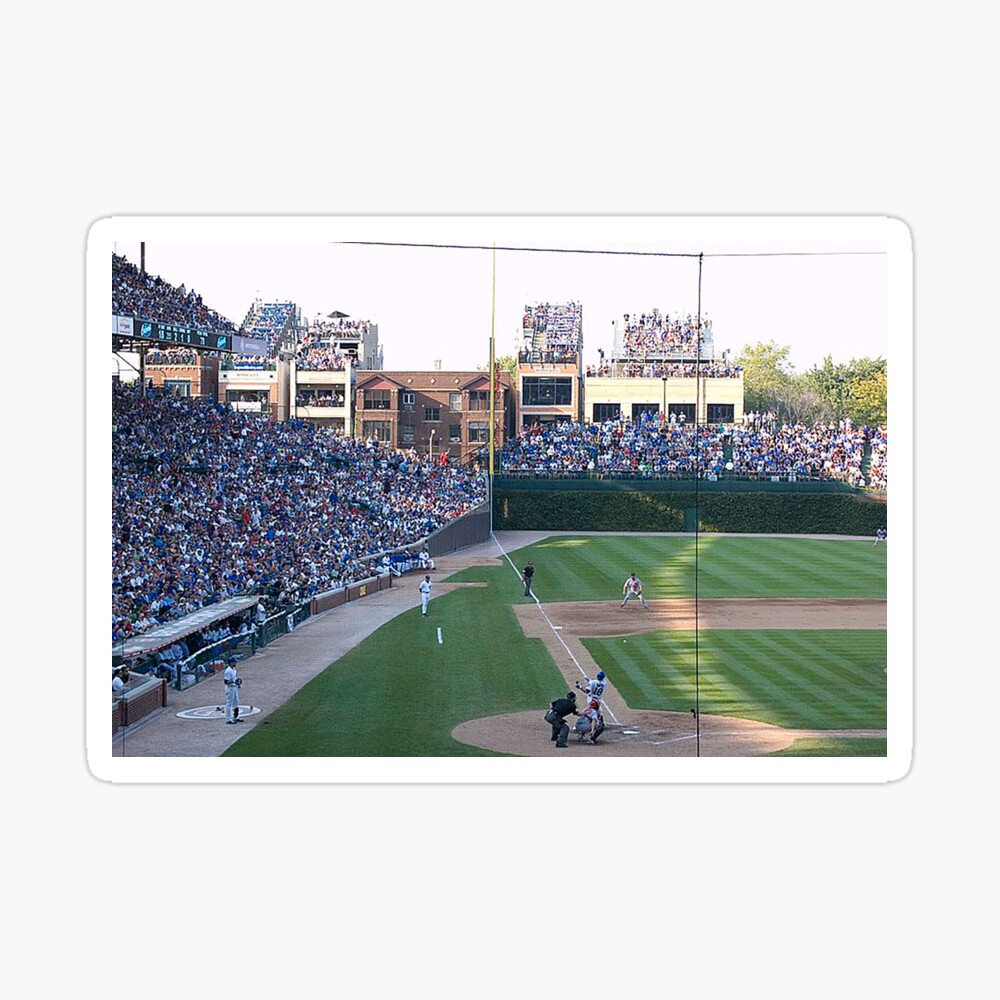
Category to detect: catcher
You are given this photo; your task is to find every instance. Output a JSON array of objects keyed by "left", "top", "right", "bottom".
[{"left": 621, "top": 572, "right": 649, "bottom": 609}]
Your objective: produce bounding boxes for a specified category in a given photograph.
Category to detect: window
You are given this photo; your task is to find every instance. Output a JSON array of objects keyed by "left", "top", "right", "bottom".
[
  {"left": 449, "top": 424, "right": 462, "bottom": 443},
  {"left": 468, "top": 422, "right": 489, "bottom": 443},
  {"left": 164, "top": 380, "right": 191, "bottom": 397},
  {"left": 449, "top": 392, "right": 462, "bottom": 412},
  {"left": 469, "top": 390, "right": 489, "bottom": 411},
  {"left": 668, "top": 403, "right": 696, "bottom": 424},
  {"left": 401, "top": 424, "right": 415, "bottom": 444},
  {"left": 362, "top": 420, "right": 392, "bottom": 441},
  {"left": 707, "top": 403, "right": 735, "bottom": 423},
  {"left": 402, "top": 391, "right": 415, "bottom": 411},
  {"left": 522, "top": 376, "right": 572, "bottom": 406},
  {"left": 632, "top": 402, "right": 660, "bottom": 421},
  {"left": 424, "top": 407, "right": 440, "bottom": 422},
  {"left": 364, "top": 389, "right": 392, "bottom": 410},
  {"left": 592, "top": 403, "right": 621, "bottom": 422}
]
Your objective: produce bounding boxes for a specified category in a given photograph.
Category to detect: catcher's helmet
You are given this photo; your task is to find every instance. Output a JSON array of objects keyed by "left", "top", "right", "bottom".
[
  {"left": 590, "top": 699, "right": 600, "bottom": 708},
  {"left": 597, "top": 670, "right": 605, "bottom": 680}
]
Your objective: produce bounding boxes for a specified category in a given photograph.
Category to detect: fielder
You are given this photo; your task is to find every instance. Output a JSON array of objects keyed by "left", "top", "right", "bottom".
[
  {"left": 419, "top": 575, "right": 432, "bottom": 616},
  {"left": 223, "top": 655, "right": 242, "bottom": 724},
  {"left": 621, "top": 572, "right": 649, "bottom": 609},
  {"left": 874, "top": 527, "right": 886, "bottom": 546}
]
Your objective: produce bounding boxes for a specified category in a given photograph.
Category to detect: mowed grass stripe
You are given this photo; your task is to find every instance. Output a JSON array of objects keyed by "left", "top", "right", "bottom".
[
  {"left": 505, "top": 536, "right": 886, "bottom": 601},
  {"left": 583, "top": 629, "right": 886, "bottom": 730}
]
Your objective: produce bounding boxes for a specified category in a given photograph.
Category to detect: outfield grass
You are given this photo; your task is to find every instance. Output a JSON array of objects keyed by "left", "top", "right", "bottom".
[
  {"left": 582, "top": 629, "right": 886, "bottom": 730},
  {"left": 448, "top": 535, "right": 887, "bottom": 602}
]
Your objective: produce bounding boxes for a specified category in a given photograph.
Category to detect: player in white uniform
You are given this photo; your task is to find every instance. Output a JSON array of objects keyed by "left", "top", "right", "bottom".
[
  {"left": 874, "top": 527, "right": 886, "bottom": 546},
  {"left": 223, "top": 655, "right": 242, "bottom": 723},
  {"left": 576, "top": 669, "right": 608, "bottom": 708},
  {"left": 419, "top": 575, "right": 432, "bottom": 616},
  {"left": 621, "top": 572, "right": 649, "bottom": 609}
]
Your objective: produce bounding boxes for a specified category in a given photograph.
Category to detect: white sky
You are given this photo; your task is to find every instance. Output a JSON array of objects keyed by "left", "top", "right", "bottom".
[{"left": 112, "top": 220, "right": 888, "bottom": 374}]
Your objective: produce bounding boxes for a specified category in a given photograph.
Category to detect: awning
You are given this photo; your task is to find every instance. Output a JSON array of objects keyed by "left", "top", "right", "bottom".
[{"left": 116, "top": 597, "right": 261, "bottom": 658}]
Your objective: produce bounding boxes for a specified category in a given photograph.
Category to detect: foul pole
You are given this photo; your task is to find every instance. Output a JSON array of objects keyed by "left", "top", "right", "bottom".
[{"left": 488, "top": 243, "right": 496, "bottom": 532}]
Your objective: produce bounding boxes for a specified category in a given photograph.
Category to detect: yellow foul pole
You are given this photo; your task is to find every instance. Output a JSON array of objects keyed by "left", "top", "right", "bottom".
[{"left": 489, "top": 242, "right": 496, "bottom": 478}]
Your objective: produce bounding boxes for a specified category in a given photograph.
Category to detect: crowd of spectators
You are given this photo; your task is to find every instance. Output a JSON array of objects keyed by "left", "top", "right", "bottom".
[
  {"left": 145, "top": 348, "right": 202, "bottom": 366},
  {"left": 620, "top": 309, "right": 712, "bottom": 357},
  {"left": 309, "top": 317, "right": 371, "bottom": 337},
  {"left": 295, "top": 390, "right": 346, "bottom": 408},
  {"left": 499, "top": 414, "right": 883, "bottom": 487},
  {"left": 585, "top": 360, "right": 742, "bottom": 379},
  {"left": 111, "top": 381, "right": 487, "bottom": 643},
  {"left": 226, "top": 353, "right": 273, "bottom": 369},
  {"left": 867, "top": 426, "right": 888, "bottom": 491},
  {"left": 241, "top": 301, "right": 296, "bottom": 355},
  {"left": 113, "top": 254, "right": 237, "bottom": 334},
  {"left": 521, "top": 302, "right": 582, "bottom": 363},
  {"left": 295, "top": 344, "right": 350, "bottom": 371}
]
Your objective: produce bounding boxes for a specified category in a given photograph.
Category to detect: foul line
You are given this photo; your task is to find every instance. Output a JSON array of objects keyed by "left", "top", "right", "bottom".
[{"left": 490, "top": 531, "right": 620, "bottom": 726}]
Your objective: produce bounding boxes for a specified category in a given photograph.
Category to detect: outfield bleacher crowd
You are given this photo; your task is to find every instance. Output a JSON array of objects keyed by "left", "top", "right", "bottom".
[
  {"left": 521, "top": 302, "right": 582, "bottom": 362},
  {"left": 113, "top": 254, "right": 237, "bottom": 334},
  {"left": 867, "top": 426, "right": 887, "bottom": 491},
  {"left": 500, "top": 415, "right": 882, "bottom": 487},
  {"left": 111, "top": 381, "right": 487, "bottom": 643},
  {"left": 145, "top": 348, "right": 202, "bottom": 366},
  {"left": 295, "top": 344, "right": 350, "bottom": 371}
]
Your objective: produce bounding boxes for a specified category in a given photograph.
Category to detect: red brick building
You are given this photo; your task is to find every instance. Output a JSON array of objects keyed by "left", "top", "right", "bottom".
[{"left": 354, "top": 370, "right": 515, "bottom": 463}]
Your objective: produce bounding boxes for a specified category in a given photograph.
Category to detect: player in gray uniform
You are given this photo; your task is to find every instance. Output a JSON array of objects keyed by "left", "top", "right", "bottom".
[
  {"left": 419, "top": 575, "right": 432, "bottom": 616},
  {"left": 621, "top": 572, "right": 649, "bottom": 609},
  {"left": 576, "top": 669, "right": 608, "bottom": 708},
  {"left": 874, "top": 527, "right": 886, "bottom": 546}
]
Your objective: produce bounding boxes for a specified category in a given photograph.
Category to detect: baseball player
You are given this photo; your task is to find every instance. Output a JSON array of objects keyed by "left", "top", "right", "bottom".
[
  {"left": 419, "top": 575, "right": 432, "bottom": 616},
  {"left": 576, "top": 669, "right": 607, "bottom": 707},
  {"left": 874, "top": 527, "right": 886, "bottom": 546},
  {"left": 621, "top": 572, "right": 649, "bottom": 609},
  {"left": 223, "top": 655, "right": 242, "bottom": 723},
  {"left": 579, "top": 699, "right": 606, "bottom": 744}
]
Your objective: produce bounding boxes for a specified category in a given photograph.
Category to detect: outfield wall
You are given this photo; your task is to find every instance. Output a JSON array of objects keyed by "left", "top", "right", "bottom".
[{"left": 493, "top": 481, "right": 886, "bottom": 535}]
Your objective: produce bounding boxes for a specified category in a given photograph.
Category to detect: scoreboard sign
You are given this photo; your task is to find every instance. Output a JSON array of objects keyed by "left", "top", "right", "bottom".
[{"left": 124, "top": 317, "right": 233, "bottom": 352}]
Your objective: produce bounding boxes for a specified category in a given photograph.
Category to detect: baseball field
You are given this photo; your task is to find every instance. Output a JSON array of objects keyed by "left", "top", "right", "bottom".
[{"left": 222, "top": 532, "right": 887, "bottom": 758}]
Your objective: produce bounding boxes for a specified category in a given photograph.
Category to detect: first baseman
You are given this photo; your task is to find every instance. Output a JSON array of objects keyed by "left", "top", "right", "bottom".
[
  {"left": 223, "top": 655, "right": 242, "bottom": 723},
  {"left": 419, "top": 575, "right": 432, "bottom": 616},
  {"left": 621, "top": 572, "right": 649, "bottom": 609}
]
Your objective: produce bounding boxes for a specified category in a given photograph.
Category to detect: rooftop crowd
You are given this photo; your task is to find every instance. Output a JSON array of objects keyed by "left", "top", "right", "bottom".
[
  {"left": 113, "top": 254, "right": 237, "bottom": 334},
  {"left": 620, "top": 309, "right": 713, "bottom": 357},
  {"left": 521, "top": 302, "right": 582, "bottom": 363},
  {"left": 111, "top": 381, "right": 487, "bottom": 644},
  {"left": 500, "top": 413, "right": 882, "bottom": 487},
  {"left": 585, "top": 360, "right": 742, "bottom": 379}
]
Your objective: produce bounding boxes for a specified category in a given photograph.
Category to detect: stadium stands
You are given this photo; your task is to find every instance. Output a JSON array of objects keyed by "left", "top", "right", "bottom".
[{"left": 111, "top": 381, "right": 487, "bottom": 643}]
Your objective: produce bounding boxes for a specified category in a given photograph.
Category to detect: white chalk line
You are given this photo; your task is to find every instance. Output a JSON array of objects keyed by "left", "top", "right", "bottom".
[
  {"left": 490, "top": 531, "right": 620, "bottom": 726},
  {"left": 437, "top": 627, "right": 443, "bottom": 645}
]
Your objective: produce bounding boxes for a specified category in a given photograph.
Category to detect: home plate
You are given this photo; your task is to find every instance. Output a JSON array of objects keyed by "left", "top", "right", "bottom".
[{"left": 176, "top": 705, "right": 262, "bottom": 720}]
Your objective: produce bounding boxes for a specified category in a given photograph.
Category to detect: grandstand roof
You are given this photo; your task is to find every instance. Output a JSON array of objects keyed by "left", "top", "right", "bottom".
[{"left": 116, "top": 597, "right": 260, "bottom": 657}]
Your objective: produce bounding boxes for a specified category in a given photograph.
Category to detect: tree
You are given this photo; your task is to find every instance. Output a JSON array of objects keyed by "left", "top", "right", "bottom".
[
  {"left": 848, "top": 369, "right": 887, "bottom": 427},
  {"left": 477, "top": 354, "right": 517, "bottom": 377},
  {"left": 735, "top": 341, "right": 795, "bottom": 415}
]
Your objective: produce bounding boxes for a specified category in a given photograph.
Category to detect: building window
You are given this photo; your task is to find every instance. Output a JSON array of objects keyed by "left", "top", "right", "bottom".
[
  {"left": 402, "top": 391, "right": 415, "bottom": 411},
  {"left": 632, "top": 402, "right": 660, "bottom": 421},
  {"left": 468, "top": 422, "right": 489, "bottom": 443},
  {"left": 164, "top": 379, "right": 191, "bottom": 397},
  {"left": 424, "top": 407, "right": 440, "bottom": 422},
  {"left": 707, "top": 404, "right": 735, "bottom": 424},
  {"left": 592, "top": 403, "right": 621, "bottom": 422},
  {"left": 402, "top": 424, "right": 415, "bottom": 444},
  {"left": 364, "top": 389, "right": 392, "bottom": 410},
  {"left": 522, "top": 376, "right": 572, "bottom": 406},
  {"left": 362, "top": 420, "right": 392, "bottom": 441},
  {"left": 469, "top": 390, "right": 489, "bottom": 411},
  {"left": 449, "top": 424, "right": 462, "bottom": 443},
  {"left": 449, "top": 392, "right": 462, "bottom": 412},
  {"left": 668, "top": 403, "right": 696, "bottom": 424}
]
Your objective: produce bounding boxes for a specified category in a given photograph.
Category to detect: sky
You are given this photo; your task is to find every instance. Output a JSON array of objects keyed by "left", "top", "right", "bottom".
[{"left": 112, "top": 221, "right": 888, "bottom": 374}]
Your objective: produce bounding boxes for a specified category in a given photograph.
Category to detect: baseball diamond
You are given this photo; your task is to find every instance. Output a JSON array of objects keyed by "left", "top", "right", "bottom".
[{"left": 113, "top": 531, "right": 887, "bottom": 758}]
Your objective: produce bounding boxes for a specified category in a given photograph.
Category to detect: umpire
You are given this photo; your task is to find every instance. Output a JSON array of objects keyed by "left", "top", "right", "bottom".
[{"left": 545, "top": 691, "right": 578, "bottom": 748}]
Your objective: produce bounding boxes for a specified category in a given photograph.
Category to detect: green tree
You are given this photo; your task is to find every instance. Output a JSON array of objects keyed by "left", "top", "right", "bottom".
[
  {"left": 735, "top": 341, "right": 795, "bottom": 415},
  {"left": 477, "top": 354, "right": 517, "bottom": 377}
]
